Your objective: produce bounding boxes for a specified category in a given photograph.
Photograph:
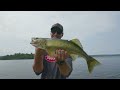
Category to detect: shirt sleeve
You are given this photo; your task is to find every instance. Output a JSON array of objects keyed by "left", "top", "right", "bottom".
[
  {"left": 65, "top": 57, "right": 73, "bottom": 77},
  {"left": 34, "top": 71, "right": 42, "bottom": 76}
]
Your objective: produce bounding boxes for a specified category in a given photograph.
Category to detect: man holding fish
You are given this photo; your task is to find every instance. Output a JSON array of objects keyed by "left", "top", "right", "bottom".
[{"left": 32, "top": 23, "right": 73, "bottom": 79}]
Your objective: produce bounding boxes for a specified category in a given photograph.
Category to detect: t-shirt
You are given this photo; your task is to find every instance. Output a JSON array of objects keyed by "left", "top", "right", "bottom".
[{"left": 35, "top": 54, "right": 73, "bottom": 79}]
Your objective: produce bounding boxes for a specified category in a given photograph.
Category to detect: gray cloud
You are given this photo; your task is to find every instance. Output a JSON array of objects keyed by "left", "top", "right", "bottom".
[{"left": 0, "top": 11, "right": 120, "bottom": 55}]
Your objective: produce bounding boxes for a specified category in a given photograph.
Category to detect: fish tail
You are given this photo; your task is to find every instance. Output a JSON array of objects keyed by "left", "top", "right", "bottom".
[{"left": 86, "top": 56, "right": 101, "bottom": 73}]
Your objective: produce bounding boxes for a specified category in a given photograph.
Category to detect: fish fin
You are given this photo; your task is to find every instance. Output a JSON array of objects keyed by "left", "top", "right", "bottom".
[
  {"left": 70, "top": 54, "right": 79, "bottom": 61},
  {"left": 46, "top": 48, "right": 56, "bottom": 57},
  {"left": 70, "top": 38, "right": 83, "bottom": 49},
  {"left": 69, "top": 38, "right": 83, "bottom": 60},
  {"left": 86, "top": 56, "right": 101, "bottom": 73}
]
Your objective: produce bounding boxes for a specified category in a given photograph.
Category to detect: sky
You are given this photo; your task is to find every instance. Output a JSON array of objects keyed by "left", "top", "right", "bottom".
[{"left": 0, "top": 11, "right": 120, "bottom": 56}]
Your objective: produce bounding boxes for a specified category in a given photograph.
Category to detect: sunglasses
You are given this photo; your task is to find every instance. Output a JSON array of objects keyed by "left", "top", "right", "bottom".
[{"left": 51, "top": 28, "right": 63, "bottom": 35}]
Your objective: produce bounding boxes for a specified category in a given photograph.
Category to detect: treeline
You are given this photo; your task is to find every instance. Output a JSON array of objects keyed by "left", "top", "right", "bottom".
[
  {"left": 0, "top": 53, "right": 34, "bottom": 60},
  {"left": 91, "top": 54, "right": 120, "bottom": 57}
]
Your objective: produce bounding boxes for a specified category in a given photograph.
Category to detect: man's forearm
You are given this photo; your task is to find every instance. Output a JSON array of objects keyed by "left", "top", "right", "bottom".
[
  {"left": 33, "top": 48, "right": 44, "bottom": 73},
  {"left": 33, "top": 56, "right": 43, "bottom": 73},
  {"left": 57, "top": 61, "right": 72, "bottom": 77}
]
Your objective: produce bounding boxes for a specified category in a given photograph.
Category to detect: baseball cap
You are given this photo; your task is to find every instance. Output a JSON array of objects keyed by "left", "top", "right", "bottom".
[{"left": 51, "top": 23, "right": 63, "bottom": 33}]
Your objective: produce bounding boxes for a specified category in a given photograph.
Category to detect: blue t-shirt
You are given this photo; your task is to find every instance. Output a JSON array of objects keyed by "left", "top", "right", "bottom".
[{"left": 35, "top": 54, "right": 73, "bottom": 79}]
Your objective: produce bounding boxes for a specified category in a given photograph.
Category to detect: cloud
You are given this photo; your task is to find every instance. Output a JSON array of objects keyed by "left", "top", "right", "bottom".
[{"left": 0, "top": 11, "right": 120, "bottom": 55}]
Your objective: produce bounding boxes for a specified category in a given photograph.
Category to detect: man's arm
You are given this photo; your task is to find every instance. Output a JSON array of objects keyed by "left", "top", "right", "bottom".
[
  {"left": 55, "top": 50, "right": 73, "bottom": 77},
  {"left": 57, "top": 60, "right": 72, "bottom": 77},
  {"left": 32, "top": 48, "right": 45, "bottom": 75}
]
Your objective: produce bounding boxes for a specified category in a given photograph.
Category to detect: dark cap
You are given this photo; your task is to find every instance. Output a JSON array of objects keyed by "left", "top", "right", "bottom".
[{"left": 51, "top": 23, "right": 63, "bottom": 32}]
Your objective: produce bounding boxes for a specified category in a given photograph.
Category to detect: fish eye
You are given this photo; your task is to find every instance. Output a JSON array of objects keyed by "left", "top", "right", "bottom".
[{"left": 35, "top": 38, "right": 38, "bottom": 39}]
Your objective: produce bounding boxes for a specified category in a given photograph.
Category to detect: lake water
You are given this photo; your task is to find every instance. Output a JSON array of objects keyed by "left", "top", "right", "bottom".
[{"left": 0, "top": 55, "right": 120, "bottom": 79}]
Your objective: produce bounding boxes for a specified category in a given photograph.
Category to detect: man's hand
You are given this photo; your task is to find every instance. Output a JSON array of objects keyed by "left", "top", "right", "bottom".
[
  {"left": 54, "top": 49, "right": 69, "bottom": 62},
  {"left": 54, "top": 49, "right": 72, "bottom": 76},
  {"left": 35, "top": 48, "right": 46, "bottom": 55}
]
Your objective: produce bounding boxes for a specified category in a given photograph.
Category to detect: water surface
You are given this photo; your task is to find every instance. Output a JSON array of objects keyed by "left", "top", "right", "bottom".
[{"left": 0, "top": 55, "right": 120, "bottom": 79}]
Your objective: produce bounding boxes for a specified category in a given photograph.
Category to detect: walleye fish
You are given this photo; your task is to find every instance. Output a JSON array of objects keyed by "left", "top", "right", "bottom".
[{"left": 30, "top": 37, "right": 101, "bottom": 73}]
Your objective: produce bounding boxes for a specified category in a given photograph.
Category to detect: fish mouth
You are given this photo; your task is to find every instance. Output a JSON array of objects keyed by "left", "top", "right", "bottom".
[
  {"left": 30, "top": 42, "right": 34, "bottom": 45},
  {"left": 30, "top": 43, "right": 36, "bottom": 47}
]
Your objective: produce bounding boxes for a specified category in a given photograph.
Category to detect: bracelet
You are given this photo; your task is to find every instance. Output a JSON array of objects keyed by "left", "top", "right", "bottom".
[{"left": 56, "top": 61, "right": 65, "bottom": 65}]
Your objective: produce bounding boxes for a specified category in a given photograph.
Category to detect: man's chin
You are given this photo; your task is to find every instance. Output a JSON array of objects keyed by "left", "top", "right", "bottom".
[{"left": 52, "top": 37, "right": 60, "bottom": 39}]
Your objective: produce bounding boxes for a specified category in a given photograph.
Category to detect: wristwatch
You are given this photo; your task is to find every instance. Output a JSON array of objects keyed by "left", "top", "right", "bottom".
[{"left": 56, "top": 61, "right": 65, "bottom": 65}]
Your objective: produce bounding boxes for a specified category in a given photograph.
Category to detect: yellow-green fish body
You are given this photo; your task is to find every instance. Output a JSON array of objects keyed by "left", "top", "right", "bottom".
[{"left": 30, "top": 37, "right": 101, "bottom": 73}]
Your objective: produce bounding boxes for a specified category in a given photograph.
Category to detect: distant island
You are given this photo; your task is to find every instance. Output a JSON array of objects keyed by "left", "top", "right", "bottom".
[
  {"left": 0, "top": 53, "right": 120, "bottom": 60},
  {"left": 0, "top": 53, "right": 34, "bottom": 60}
]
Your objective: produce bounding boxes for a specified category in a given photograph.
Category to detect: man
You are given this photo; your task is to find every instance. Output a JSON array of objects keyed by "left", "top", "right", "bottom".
[{"left": 32, "top": 23, "right": 73, "bottom": 79}]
